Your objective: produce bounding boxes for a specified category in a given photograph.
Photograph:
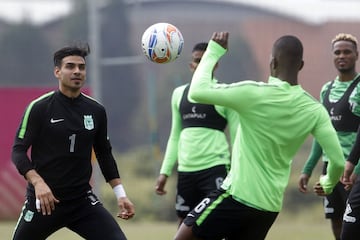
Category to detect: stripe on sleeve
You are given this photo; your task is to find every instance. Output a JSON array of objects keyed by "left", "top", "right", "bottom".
[{"left": 18, "top": 91, "right": 54, "bottom": 139}]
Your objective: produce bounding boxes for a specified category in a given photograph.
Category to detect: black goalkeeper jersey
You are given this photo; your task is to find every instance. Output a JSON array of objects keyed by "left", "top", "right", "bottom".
[{"left": 12, "top": 90, "right": 120, "bottom": 201}]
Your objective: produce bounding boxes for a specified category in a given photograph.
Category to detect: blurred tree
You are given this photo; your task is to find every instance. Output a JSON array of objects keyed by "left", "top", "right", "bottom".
[{"left": 0, "top": 22, "right": 53, "bottom": 86}]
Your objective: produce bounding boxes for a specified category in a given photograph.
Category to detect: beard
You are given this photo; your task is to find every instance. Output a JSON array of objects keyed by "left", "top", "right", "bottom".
[{"left": 337, "top": 66, "right": 355, "bottom": 74}]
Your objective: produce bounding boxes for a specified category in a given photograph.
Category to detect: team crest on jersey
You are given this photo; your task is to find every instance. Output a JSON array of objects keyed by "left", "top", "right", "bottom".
[
  {"left": 84, "top": 115, "right": 94, "bottom": 130},
  {"left": 24, "top": 210, "right": 34, "bottom": 222}
]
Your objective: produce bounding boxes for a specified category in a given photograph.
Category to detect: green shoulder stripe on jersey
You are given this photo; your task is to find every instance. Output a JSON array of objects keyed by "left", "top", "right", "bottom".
[
  {"left": 196, "top": 191, "right": 230, "bottom": 226},
  {"left": 81, "top": 92, "right": 101, "bottom": 104},
  {"left": 18, "top": 91, "right": 55, "bottom": 139}
]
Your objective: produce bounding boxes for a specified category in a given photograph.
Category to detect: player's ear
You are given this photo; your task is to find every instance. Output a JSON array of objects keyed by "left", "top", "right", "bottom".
[
  {"left": 269, "top": 56, "right": 276, "bottom": 70},
  {"left": 54, "top": 66, "right": 60, "bottom": 78},
  {"left": 189, "top": 62, "right": 196, "bottom": 72},
  {"left": 298, "top": 60, "right": 304, "bottom": 71}
]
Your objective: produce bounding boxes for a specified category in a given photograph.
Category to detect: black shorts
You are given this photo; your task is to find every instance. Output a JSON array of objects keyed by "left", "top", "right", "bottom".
[
  {"left": 176, "top": 165, "right": 228, "bottom": 218},
  {"left": 341, "top": 176, "right": 360, "bottom": 240},
  {"left": 12, "top": 191, "right": 126, "bottom": 240},
  {"left": 183, "top": 189, "right": 278, "bottom": 240},
  {"left": 322, "top": 162, "right": 349, "bottom": 219}
]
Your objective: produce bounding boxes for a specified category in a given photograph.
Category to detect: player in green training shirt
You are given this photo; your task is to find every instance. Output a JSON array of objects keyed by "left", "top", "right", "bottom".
[
  {"left": 174, "top": 32, "right": 344, "bottom": 240},
  {"left": 155, "top": 42, "right": 238, "bottom": 226},
  {"left": 299, "top": 33, "right": 360, "bottom": 240}
]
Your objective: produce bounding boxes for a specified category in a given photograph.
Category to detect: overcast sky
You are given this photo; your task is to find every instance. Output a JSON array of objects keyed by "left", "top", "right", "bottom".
[
  {"left": 0, "top": 0, "right": 71, "bottom": 24},
  {"left": 0, "top": 0, "right": 360, "bottom": 25}
]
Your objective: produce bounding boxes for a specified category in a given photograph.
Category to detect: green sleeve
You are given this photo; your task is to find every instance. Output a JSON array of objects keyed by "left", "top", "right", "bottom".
[
  {"left": 189, "top": 40, "right": 255, "bottom": 112},
  {"left": 159, "top": 86, "right": 183, "bottom": 176},
  {"left": 188, "top": 40, "right": 227, "bottom": 106},
  {"left": 214, "top": 105, "right": 238, "bottom": 147},
  {"left": 301, "top": 139, "right": 323, "bottom": 175},
  {"left": 224, "top": 107, "right": 239, "bottom": 146},
  {"left": 315, "top": 110, "right": 344, "bottom": 194}
]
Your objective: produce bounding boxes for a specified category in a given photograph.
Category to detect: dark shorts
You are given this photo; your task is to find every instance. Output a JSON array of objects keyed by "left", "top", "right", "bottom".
[
  {"left": 341, "top": 177, "right": 360, "bottom": 240},
  {"left": 183, "top": 189, "right": 278, "bottom": 240},
  {"left": 176, "top": 165, "right": 228, "bottom": 218},
  {"left": 12, "top": 191, "right": 126, "bottom": 240},
  {"left": 322, "top": 162, "right": 349, "bottom": 219}
]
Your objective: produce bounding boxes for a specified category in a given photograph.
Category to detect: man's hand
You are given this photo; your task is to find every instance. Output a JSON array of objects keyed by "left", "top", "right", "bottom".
[
  {"left": 298, "top": 173, "right": 310, "bottom": 193},
  {"left": 313, "top": 182, "right": 326, "bottom": 196},
  {"left": 26, "top": 170, "right": 60, "bottom": 215},
  {"left": 33, "top": 179, "right": 60, "bottom": 215},
  {"left": 211, "top": 32, "right": 229, "bottom": 49},
  {"left": 155, "top": 174, "right": 167, "bottom": 195},
  {"left": 341, "top": 161, "right": 356, "bottom": 191},
  {"left": 117, "top": 197, "right": 135, "bottom": 220}
]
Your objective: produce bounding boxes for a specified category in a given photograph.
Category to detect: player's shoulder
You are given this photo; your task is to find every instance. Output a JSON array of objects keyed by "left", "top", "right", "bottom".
[
  {"left": 321, "top": 81, "right": 333, "bottom": 91},
  {"left": 33, "top": 90, "right": 55, "bottom": 102},
  {"left": 302, "top": 92, "right": 328, "bottom": 115},
  {"left": 174, "top": 84, "right": 188, "bottom": 92},
  {"left": 81, "top": 92, "right": 102, "bottom": 105},
  {"left": 355, "top": 77, "right": 360, "bottom": 90},
  {"left": 172, "top": 84, "right": 188, "bottom": 97},
  {"left": 27, "top": 91, "right": 56, "bottom": 109},
  {"left": 322, "top": 81, "right": 332, "bottom": 88},
  {"left": 80, "top": 93, "right": 106, "bottom": 111},
  {"left": 226, "top": 80, "right": 269, "bottom": 92}
]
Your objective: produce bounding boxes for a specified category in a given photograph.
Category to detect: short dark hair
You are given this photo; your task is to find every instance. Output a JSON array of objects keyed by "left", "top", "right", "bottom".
[
  {"left": 273, "top": 35, "right": 303, "bottom": 66},
  {"left": 192, "top": 42, "right": 208, "bottom": 52},
  {"left": 53, "top": 42, "right": 90, "bottom": 67}
]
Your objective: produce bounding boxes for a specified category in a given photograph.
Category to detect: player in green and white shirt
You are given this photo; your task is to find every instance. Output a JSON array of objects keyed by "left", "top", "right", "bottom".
[
  {"left": 174, "top": 33, "right": 344, "bottom": 240},
  {"left": 155, "top": 42, "right": 238, "bottom": 226},
  {"left": 299, "top": 33, "right": 360, "bottom": 240}
]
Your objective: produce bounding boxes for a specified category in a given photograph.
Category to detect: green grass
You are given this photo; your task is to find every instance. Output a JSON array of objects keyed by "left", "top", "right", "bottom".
[
  {"left": 1, "top": 220, "right": 176, "bottom": 239},
  {"left": 1, "top": 206, "right": 334, "bottom": 239},
  {"left": 267, "top": 209, "right": 333, "bottom": 239}
]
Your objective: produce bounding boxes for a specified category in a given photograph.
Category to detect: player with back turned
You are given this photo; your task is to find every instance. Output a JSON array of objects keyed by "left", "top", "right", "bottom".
[
  {"left": 11, "top": 43, "right": 134, "bottom": 240},
  {"left": 173, "top": 32, "right": 344, "bottom": 240}
]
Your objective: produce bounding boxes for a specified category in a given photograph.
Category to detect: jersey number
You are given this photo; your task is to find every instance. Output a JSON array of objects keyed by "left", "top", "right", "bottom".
[
  {"left": 69, "top": 134, "right": 76, "bottom": 152},
  {"left": 194, "top": 198, "right": 210, "bottom": 213}
]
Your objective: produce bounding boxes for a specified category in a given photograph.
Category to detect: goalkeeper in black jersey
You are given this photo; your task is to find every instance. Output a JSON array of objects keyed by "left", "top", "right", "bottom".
[{"left": 11, "top": 43, "right": 134, "bottom": 240}]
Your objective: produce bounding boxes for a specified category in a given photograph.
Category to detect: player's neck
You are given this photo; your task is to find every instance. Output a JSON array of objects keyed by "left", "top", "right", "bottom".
[
  {"left": 59, "top": 87, "right": 81, "bottom": 99},
  {"left": 338, "top": 71, "right": 358, "bottom": 82}
]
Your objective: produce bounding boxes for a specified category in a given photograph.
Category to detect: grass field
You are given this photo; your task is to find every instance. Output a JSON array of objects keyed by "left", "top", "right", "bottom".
[{"left": 1, "top": 206, "right": 333, "bottom": 239}]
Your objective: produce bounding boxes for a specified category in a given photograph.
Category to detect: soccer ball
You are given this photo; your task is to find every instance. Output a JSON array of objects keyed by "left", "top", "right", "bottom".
[{"left": 141, "top": 22, "right": 184, "bottom": 64}]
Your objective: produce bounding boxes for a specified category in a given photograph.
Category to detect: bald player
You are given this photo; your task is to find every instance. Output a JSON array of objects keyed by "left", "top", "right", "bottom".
[{"left": 173, "top": 32, "right": 344, "bottom": 240}]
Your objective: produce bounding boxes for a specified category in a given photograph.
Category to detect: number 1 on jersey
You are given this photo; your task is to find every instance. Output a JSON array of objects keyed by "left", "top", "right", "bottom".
[{"left": 69, "top": 134, "right": 76, "bottom": 152}]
